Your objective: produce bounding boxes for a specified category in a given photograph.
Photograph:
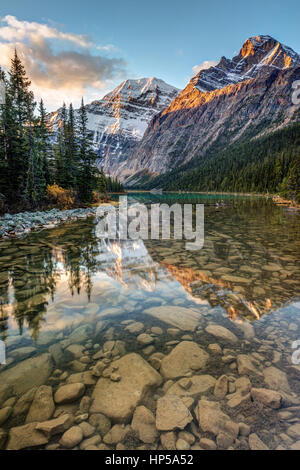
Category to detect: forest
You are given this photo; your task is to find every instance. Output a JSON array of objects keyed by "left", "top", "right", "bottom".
[
  {"left": 142, "top": 122, "right": 300, "bottom": 203},
  {"left": 0, "top": 51, "right": 123, "bottom": 214}
]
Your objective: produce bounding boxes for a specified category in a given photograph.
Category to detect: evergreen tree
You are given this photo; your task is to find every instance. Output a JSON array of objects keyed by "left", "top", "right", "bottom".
[
  {"left": 5, "top": 50, "right": 36, "bottom": 203},
  {"left": 64, "top": 103, "right": 78, "bottom": 189},
  {"left": 77, "top": 98, "right": 98, "bottom": 202}
]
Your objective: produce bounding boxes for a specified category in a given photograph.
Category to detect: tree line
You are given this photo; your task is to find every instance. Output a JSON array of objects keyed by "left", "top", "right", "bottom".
[
  {"left": 141, "top": 122, "right": 300, "bottom": 203},
  {"left": 0, "top": 51, "right": 124, "bottom": 211}
]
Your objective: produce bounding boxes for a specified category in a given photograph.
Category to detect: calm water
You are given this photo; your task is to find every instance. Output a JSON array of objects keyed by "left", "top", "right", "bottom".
[{"left": 0, "top": 194, "right": 299, "bottom": 450}]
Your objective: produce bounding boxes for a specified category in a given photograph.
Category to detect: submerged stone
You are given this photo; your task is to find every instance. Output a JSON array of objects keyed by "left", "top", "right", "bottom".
[{"left": 90, "top": 353, "right": 162, "bottom": 422}]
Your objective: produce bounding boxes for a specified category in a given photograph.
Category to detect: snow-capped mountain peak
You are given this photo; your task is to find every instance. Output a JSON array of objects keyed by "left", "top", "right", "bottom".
[{"left": 191, "top": 35, "right": 300, "bottom": 93}]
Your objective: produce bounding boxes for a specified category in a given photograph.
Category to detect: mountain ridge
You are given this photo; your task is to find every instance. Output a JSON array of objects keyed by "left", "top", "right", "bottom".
[{"left": 120, "top": 35, "right": 300, "bottom": 184}]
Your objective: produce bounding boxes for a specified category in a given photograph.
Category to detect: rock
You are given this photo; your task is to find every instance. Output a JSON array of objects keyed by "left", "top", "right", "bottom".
[
  {"left": 239, "top": 423, "right": 251, "bottom": 436},
  {"left": 137, "top": 333, "right": 154, "bottom": 345},
  {"left": 151, "top": 327, "right": 163, "bottom": 335},
  {"left": 166, "top": 375, "right": 216, "bottom": 397},
  {"left": 195, "top": 399, "right": 239, "bottom": 438},
  {"left": 48, "top": 344, "right": 65, "bottom": 365},
  {"left": 26, "top": 386, "right": 54, "bottom": 423},
  {"left": 208, "top": 344, "right": 222, "bottom": 355},
  {"left": 216, "top": 432, "right": 235, "bottom": 449},
  {"left": 248, "top": 433, "right": 269, "bottom": 450},
  {"left": 66, "top": 344, "right": 85, "bottom": 359},
  {"left": 156, "top": 395, "right": 192, "bottom": 431},
  {"left": 178, "top": 431, "right": 195, "bottom": 444},
  {"left": 0, "top": 384, "right": 13, "bottom": 406},
  {"left": 35, "top": 414, "right": 74, "bottom": 437},
  {"left": 214, "top": 375, "right": 229, "bottom": 399},
  {"left": 144, "top": 306, "right": 202, "bottom": 331},
  {"left": 6, "top": 422, "right": 49, "bottom": 450},
  {"left": 54, "top": 383, "right": 85, "bottom": 404},
  {"left": 0, "top": 407, "right": 12, "bottom": 426},
  {"left": 10, "top": 347, "right": 36, "bottom": 361},
  {"left": 160, "top": 341, "right": 209, "bottom": 379},
  {"left": 89, "top": 413, "right": 111, "bottom": 436},
  {"left": 125, "top": 322, "right": 144, "bottom": 334},
  {"left": 78, "top": 421, "right": 95, "bottom": 438},
  {"left": 13, "top": 388, "right": 37, "bottom": 416},
  {"left": 287, "top": 423, "right": 300, "bottom": 439},
  {"left": 205, "top": 324, "right": 238, "bottom": 344},
  {"left": 80, "top": 436, "right": 102, "bottom": 450},
  {"left": 131, "top": 406, "right": 158, "bottom": 444},
  {"left": 251, "top": 388, "right": 282, "bottom": 409},
  {"left": 90, "top": 353, "right": 162, "bottom": 422},
  {"left": 263, "top": 367, "right": 291, "bottom": 393},
  {"left": 176, "top": 438, "right": 190, "bottom": 450},
  {"left": 237, "top": 355, "right": 262, "bottom": 376},
  {"left": 0, "top": 353, "right": 53, "bottom": 395},
  {"left": 103, "top": 424, "right": 132, "bottom": 445},
  {"left": 160, "top": 432, "right": 176, "bottom": 450},
  {"left": 199, "top": 438, "right": 217, "bottom": 450},
  {"left": 235, "top": 322, "right": 255, "bottom": 339},
  {"left": 67, "top": 371, "right": 96, "bottom": 385},
  {"left": 79, "top": 396, "right": 91, "bottom": 414},
  {"left": 59, "top": 426, "right": 84, "bottom": 448}
]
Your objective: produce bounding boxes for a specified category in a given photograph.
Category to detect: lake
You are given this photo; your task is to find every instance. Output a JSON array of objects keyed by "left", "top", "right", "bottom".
[{"left": 0, "top": 193, "right": 299, "bottom": 450}]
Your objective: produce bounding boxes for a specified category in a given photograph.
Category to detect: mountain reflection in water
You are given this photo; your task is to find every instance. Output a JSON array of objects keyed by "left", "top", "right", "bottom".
[{"left": 0, "top": 194, "right": 299, "bottom": 344}]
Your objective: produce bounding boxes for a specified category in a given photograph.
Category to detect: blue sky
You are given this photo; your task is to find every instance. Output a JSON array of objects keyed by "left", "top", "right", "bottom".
[{"left": 0, "top": 0, "right": 299, "bottom": 110}]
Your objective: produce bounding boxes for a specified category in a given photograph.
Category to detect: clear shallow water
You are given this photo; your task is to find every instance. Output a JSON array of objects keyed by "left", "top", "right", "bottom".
[{"left": 0, "top": 194, "right": 299, "bottom": 450}]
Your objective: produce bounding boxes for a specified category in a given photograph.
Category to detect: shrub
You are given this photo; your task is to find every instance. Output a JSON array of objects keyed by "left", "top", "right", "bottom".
[{"left": 46, "top": 183, "right": 75, "bottom": 209}]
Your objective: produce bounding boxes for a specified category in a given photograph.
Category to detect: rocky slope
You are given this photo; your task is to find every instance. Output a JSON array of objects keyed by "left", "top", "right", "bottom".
[
  {"left": 48, "top": 78, "right": 179, "bottom": 176},
  {"left": 122, "top": 36, "right": 300, "bottom": 184}
]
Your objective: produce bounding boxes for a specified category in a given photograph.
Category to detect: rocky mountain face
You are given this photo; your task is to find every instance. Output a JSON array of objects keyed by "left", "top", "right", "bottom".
[
  {"left": 122, "top": 36, "right": 300, "bottom": 184},
  {"left": 48, "top": 77, "right": 179, "bottom": 176}
]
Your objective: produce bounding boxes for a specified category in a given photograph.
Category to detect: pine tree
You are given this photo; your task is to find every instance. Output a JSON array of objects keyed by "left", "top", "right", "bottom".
[
  {"left": 25, "top": 95, "right": 46, "bottom": 207},
  {"left": 65, "top": 103, "right": 78, "bottom": 189},
  {"left": 77, "top": 98, "right": 98, "bottom": 202},
  {"left": 6, "top": 50, "right": 36, "bottom": 203}
]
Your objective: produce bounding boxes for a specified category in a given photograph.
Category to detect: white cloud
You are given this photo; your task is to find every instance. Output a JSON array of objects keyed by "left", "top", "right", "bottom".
[
  {"left": 0, "top": 16, "right": 126, "bottom": 110},
  {"left": 192, "top": 60, "right": 218, "bottom": 76}
]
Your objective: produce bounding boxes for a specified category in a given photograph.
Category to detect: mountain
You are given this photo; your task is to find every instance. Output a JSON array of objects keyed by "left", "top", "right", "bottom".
[
  {"left": 121, "top": 35, "right": 300, "bottom": 186},
  {"left": 48, "top": 77, "right": 179, "bottom": 176}
]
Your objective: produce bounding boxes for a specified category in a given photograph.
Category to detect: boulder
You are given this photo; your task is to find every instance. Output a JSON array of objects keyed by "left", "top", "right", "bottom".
[
  {"left": 0, "top": 353, "right": 53, "bottom": 395},
  {"left": 131, "top": 406, "right": 158, "bottom": 444},
  {"left": 6, "top": 422, "right": 49, "bottom": 450},
  {"left": 237, "top": 355, "right": 262, "bottom": 376},
  {"left": 160, "top": 341, "right": 209, "bottom": 379},
  {"left": 195, "top": 399, "right": 239, "bottom": 438},
  {"left": 26, "top": 386, "right": 55, "bottom": 423},
  {"left": 54, "top": 383, "right": 85, "bottom": 404},
  {"left": 59, "top": 426, "right": 83, "bottom": 449},
  {"left": 214, "top": 375, "right": 229, "bottom": 399},
  {"left": 205, "top": 324, "right": 238, "bottom": 344},
  {"left": 263, "top": 367, "right": 291, "bottom": 393},
  {"left": 156, "top": 395, "right": 193, "bottom": 431},
  {"left": 251, "top": 388, "right": 282, "bottom": 409},
  {"left": 35, "top": 414, "right": 74, "bottom": 438},
  {"left": 248, "top": 433, "right": 269, "bottom": 450},
  {"left": 144, "top": 306, "right": 202, "bottom": 331},
  {"left": 90, "top": 353, "right": 162, "bottom": 422}
]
